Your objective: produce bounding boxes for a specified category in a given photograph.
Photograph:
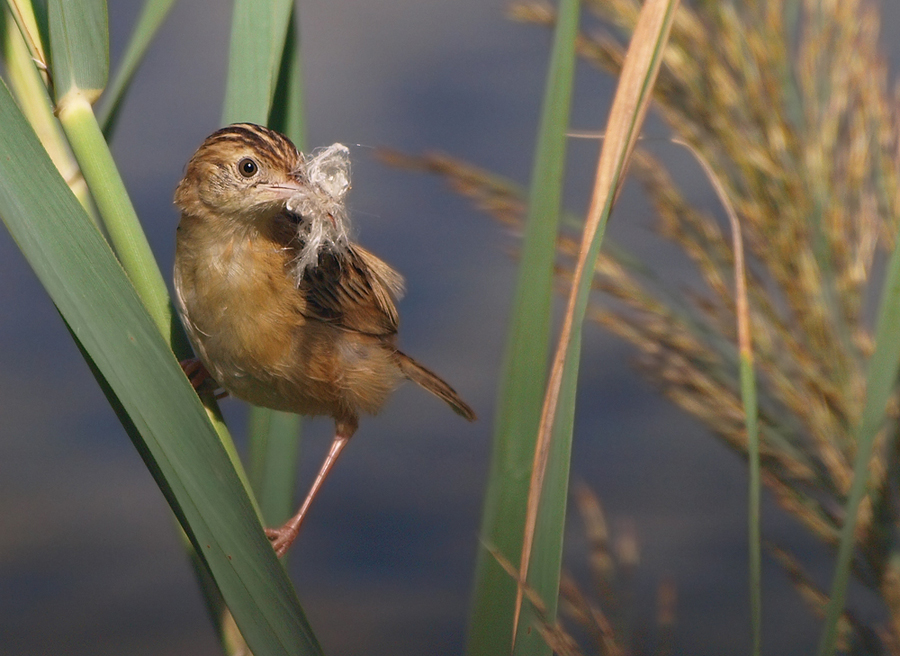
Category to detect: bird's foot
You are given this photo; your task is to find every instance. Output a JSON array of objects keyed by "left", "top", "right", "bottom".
[
  {"left": 263, "top": 434, "right": 352, "bottom": 558},
  {"left": 265, "top": 525, "right": 300, "bottom": 558},
  {"left": 180, "top": 357, "right": 210, "bottom": 388},
  {"left": 180, "top": 358, "right": 228, "bottom": 399}
]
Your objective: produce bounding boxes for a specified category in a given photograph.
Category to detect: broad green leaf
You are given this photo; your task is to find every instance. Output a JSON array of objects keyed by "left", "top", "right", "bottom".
[
  {"left": 0, "top": 77, "right": 322, "bottom": 656},
  {"left": 48, "top": 0, "right": 108, "bottom": 104},
  {"left": 465, "top": 0, "right": 580, "bottom": 654},
  {"left": 98, "top": 0, "right": 176, "bottom": 137},
  {"left": 222, "top": 0, "right": 293, "bottom": 125}
]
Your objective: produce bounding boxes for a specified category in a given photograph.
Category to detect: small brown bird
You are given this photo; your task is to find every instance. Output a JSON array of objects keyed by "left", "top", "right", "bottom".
[{"left": 174, "top": 123, "right": 476, "bottom": 556}]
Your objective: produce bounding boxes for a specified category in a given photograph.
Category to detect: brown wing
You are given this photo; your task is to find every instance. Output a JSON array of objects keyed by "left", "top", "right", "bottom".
[{"left": 301, "top": 245, "right": 405, "bottom": 336}]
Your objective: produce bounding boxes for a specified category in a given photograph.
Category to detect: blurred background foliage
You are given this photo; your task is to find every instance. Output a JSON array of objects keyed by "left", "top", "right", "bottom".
[{"left": 387, "top": 0, "right": 900, "bottom": 653}]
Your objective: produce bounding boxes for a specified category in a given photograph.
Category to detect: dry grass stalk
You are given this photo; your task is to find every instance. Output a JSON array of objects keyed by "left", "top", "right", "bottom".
[
  {"left": 487, "top": 542, "right": 588, "bottom": 656},
  {"left": 514, "top": 0, "right": 679, "bottom": 639}
]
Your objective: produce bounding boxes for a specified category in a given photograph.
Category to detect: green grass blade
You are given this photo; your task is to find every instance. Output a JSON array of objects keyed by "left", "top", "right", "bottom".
[
  {"left": 97, "top": 0, "right": 176, "bottom": 137},
  {"left": 5, "top": 0, "right": 48, "bottom": 72},
  {"left": 222, "top": 0, "right": 293, "bottom": 125},
  {"left": 727, "top": 160, "right": 762, "bottom": 656},
  {"left": 48, "top": 0, "right": 108, "bottom": 104},
  {"left": 1, "top": 7, "right": 96, "bottom": 219},
  {"left": 0, "top": 79, "right": 322, "bottom": 656},
  {"left": 672, "top": 137, "right": 762, "bottom": 655},
  {"left": 49, "top": 0, "right": 176, "bottom": 338},
  {"left": 465, "top": 0, "right": 580, "bottom": 653},
  {"left": 512, "top": 0, "right": 678, "bottom": 651},
  {"left": 817, "top": 219, "right": 900, "bottom": 656},
  {"left": 56, "top": 96, "right": 179, "bottom": 342},
  {"left": 67, "top": 322, "right": 236, "bottom": 643},
  {"left": 268, "top": 7, "right": 304, "bottom": 148},
  {"left": 743, "top": 354, "right": 762, "bottom": 656},
  {"left": 249, "top": 407, "right": 303, "bottom": 525},
  {"left": 512, "top": 335, "right": 578, "bottom": 656}
]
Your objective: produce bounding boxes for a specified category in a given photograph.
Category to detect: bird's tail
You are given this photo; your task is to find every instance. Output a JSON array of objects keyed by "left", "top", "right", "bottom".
[{"left": 396, "top": 351, "right": 477, "bottom": 422}]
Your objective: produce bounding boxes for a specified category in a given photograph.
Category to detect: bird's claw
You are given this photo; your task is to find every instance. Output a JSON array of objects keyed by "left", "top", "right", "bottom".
[
  {"left": 265, "top": 526, "right": 299, "bottom": 558},
  {"left": 180, "top": 357, "right": 209, "bottom": 388}
]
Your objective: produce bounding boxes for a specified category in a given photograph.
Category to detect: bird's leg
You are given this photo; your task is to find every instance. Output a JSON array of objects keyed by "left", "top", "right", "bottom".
[
  {"left": 266, "top": 419, "right": 357, "bottom": 557},
  {"left": 180, "top": 358, "right": 228, "bottom": 399}
]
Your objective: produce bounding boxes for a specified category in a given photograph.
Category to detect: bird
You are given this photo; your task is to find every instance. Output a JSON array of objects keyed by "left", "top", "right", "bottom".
[{"left": 173, "top": 123, "right": 476, "bottom": 556}]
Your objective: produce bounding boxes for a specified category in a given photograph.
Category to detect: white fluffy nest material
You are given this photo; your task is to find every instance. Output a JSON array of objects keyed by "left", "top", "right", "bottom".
[{"left": 287, "top": 143, "right": 353, "bottom": 278}]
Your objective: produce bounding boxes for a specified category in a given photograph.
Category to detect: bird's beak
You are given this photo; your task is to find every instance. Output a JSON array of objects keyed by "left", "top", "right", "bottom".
[{"left": 260, "top": 179, "right": 306, "bottom": 203}]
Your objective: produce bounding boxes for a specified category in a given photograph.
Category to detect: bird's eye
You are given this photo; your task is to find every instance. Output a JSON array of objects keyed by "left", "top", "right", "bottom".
[{"left": 237, "top": 157, "right": 258, "bottom": 177}]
